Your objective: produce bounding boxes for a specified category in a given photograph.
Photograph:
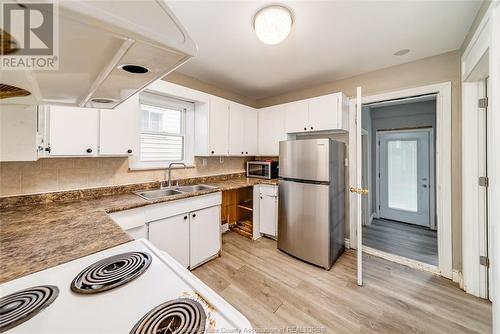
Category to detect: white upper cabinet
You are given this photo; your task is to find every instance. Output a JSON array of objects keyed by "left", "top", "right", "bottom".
[
  {"left": 258, "top": 105, "right": 286, "bottom": 156},
  {"left": 195, "top": 96, "right": 258, "bottom": 156},
  {"left": 0, "top": 105, "right": 39, "bottom": 162},
  {"left": 99, "top": 95, "right": 139, "bottom": 156},
  {"left": 229, "top": 102, "right": 258, "bottom": 156},
  {"left": 228, "top": 102, "right": 246, "bottom": 155},
  {"left": 244, "top": 107, "right": 258, "bottom": 155},
  {"left": 208, "top": 96, "right": 230, "bottom": 155},
  {"left": 284, "top": 100, "right": 309, "bottom": 133},
  {"left": 48, "top": 106, "right": 99, "bottom": 156},
  {"left": 308, "top": 93, "right": 340, "bottom": 131},
  {"left": 283, "top": 92, "right": 349, "bottom": 133}
]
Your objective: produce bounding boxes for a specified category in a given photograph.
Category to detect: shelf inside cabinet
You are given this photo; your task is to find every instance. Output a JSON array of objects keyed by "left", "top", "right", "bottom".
[{"left": 237, "top": 203, "right": 253, "bottom": 211}]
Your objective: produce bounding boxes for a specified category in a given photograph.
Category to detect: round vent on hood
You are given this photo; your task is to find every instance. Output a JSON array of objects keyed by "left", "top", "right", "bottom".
[
  {"left": 119, "top": 64, "right": 150, "bottom": 74},
  {"left": 0, "top": 84, "right": 31, "bottom": 100}
]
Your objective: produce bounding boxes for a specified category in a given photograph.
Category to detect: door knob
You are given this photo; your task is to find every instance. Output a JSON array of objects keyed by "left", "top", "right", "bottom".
[{"left": 350, "top": 187, "right": 369, "bottom": 195}]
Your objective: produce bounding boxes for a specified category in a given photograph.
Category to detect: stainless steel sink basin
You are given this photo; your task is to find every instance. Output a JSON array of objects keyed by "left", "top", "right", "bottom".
[
  {"left": 134, "top": 189, "right": 182, "bottom": 200},
  {"left": 176, "top": 184, "right": 216, "bottom": 193}
]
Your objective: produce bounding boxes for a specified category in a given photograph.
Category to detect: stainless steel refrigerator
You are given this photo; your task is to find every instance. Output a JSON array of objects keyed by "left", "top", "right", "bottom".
[{"left": 278, "top": 138, "right": 345, "bottom": 269}]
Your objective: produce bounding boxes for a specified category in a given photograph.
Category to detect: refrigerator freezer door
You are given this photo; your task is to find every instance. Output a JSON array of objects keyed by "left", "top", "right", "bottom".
[
  {"left": 278, "top": 179, "right": 331, "bottom": 268},
  {"left": 279, "top": 139, "right": 331, "bottom": 182}
]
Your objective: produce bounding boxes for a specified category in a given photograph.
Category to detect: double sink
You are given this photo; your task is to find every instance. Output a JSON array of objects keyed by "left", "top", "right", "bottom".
[{"left": 135, "top": 184, "right": 217, "bottom": 200}]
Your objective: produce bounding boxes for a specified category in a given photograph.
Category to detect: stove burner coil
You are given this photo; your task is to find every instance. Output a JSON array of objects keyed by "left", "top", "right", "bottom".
[
  {"left": 0, "top": 285, "right": 59, "bottom": 333},
  {"left": 71, "top": 252, "right": 152, "bottom": 294},
  {"left": 130, "top": 298, "right": 207, "bottom": 334}
]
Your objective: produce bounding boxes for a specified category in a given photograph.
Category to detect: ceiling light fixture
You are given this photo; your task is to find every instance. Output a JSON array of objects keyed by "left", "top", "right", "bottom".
[
  {"left": 254, "top": 5, "right": 293, "bottom": 45},
  {"left": 394, "top": 49, "right": 410, "bottom": 56}
]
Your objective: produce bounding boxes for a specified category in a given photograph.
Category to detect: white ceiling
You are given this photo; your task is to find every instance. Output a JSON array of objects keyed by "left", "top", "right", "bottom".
[{"left": 167, "top": 1, "right": 481, "bottom": 100}]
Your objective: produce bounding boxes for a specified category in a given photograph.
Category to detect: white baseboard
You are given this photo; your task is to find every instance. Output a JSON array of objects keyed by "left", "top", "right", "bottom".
[
  {"left": 452, "top": 270, "right": 464, "bottom": 288},
  {"left": 344, "top": 238, "right": 351, "bottom": 249},
  {"left": 221, "top": 223, "right": 229, "bottom": 233}
]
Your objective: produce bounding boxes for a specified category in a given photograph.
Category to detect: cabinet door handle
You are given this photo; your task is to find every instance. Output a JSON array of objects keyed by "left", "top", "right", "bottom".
[
  {"left": 211, "top": 150, "right": 215, "bottom": 154},
  {"left": 184, "top": 216, "right": 188, "bottom": 220},
  {"left": 127, "top": 149, "right": 132, "bottom": 154},
  {"left": 45, "top": 147, "right": 51, "bottom": 153},
  {"left": 245, "top": 152, "right": 248, "bottom": 154},
  {"left": 310, "top": 126, "right": 314, "bottom": 130},
  {"left": 192, "top": 213, "right": 196, "bottom": 218},
  {"left": 86, "top": 148, "right": 93, "bottom": 153},
  {"left": 303, "top": 127, "right": 307, "bottom": 131}
]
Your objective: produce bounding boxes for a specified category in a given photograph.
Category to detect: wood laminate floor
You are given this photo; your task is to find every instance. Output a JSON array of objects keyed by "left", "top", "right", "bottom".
[
  {"left": 193, "top": 232, "right": 491, "bottom": 333},
  {"left": 363, "top": 218, "right": 438, "bottom": 265}
]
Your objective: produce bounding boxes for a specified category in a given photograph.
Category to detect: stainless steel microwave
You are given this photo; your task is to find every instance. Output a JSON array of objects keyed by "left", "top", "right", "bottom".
[{"left": 246, "top": 161, "right": 279, "bottom": 179}]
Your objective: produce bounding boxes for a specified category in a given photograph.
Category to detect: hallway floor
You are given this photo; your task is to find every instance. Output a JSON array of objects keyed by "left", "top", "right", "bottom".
[{"left": 363, "top": 218, "right": 438, "bottom": 265}]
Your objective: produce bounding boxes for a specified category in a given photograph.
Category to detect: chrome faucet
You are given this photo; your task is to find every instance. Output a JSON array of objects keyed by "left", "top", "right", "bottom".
[{"left": 163, "top": 162, "right": 186, "bottom": 189}]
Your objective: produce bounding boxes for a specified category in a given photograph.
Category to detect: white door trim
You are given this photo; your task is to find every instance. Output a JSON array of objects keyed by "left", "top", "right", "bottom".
[
  {"left": 375, "top": 128, "right": 435, "bottom": 228},
  {"left": 349, "top": 81, "right": 452, "bottom": 279},
  {"left": 461, "top": 1, "right": 499, "bottom": 308},
  {"left": 361, "top": 129, "right": 371, "bottom": 226}
]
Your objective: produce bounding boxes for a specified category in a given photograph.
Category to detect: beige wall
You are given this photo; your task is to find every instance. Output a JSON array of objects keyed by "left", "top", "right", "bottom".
[
  {"left": 0, "top": 156, "right": 250, "bottom": 197},
  {"left": 164, "top": 72, "right": 257, "bottom": 108},
  {"left": 258, "top": 51, "right": 463, "bottom": 270}
]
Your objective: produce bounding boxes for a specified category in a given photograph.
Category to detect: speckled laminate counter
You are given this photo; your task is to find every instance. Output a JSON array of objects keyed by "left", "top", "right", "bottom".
[{"left": 0, "top": 174, "right": 278, "bottom": 283}]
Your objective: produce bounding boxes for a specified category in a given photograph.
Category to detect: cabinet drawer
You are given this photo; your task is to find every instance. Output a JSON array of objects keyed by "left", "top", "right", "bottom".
[{"left": 260, "top": 184, "right": 278, "bottom": 196}]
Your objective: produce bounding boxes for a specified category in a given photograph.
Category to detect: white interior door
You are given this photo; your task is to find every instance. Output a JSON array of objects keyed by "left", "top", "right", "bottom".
[
  {"left": 378, "top": 130, "right": 431, "bottom": 226},
  {"left": 355, "top": 87, "right": 364, "bottom": 286}
]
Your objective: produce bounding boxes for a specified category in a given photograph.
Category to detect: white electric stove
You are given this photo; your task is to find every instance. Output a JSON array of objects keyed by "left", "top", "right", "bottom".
[{"left": 0, "top": 239, "right": 252, "bottom": 333}]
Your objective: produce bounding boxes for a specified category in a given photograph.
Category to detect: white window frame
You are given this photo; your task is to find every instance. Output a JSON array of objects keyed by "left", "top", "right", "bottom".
[{"left": 130, "top": 91, "right": 195, "bottom": 170}]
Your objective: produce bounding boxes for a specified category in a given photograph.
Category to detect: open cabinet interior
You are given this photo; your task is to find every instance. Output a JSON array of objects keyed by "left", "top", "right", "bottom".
[{"left": 221, "top": 187, "right": 254, "bottom": 239}]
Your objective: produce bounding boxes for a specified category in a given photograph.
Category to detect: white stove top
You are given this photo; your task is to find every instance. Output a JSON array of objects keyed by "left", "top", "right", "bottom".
[{"left": 0, "top": 239, "right": 252, "bottom": 333}]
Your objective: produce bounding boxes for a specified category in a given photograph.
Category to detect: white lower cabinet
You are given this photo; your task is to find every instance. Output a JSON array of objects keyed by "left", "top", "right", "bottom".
[
  {"left": 189, "top": 206, "right": 221, "bottom": 268},
  {"left": 109, "top": 193, "right": 222, "bottom": 269},
  {"left": 255, "top": 185, "right": 279, "bottom": 238},
  {"left": 148, "top": 213, "right": 190, "bottom": 268}
]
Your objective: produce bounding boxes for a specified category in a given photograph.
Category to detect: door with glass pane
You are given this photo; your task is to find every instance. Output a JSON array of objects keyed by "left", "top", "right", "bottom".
[{"left": 378, "top": 130, "right": 430, "bottom": 227}]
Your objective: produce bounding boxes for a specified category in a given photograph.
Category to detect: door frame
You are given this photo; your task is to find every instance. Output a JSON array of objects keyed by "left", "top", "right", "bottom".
[
  {"left": 361, "top": 129, "right": 371, "bottom": 226},
  {"left": 375, "top": 128, "right": 435, "bottom": 229},
  {"left": 461, "top": 1, "right": 499, "bottom": 303},
  {"left": 349, "top": 81, "right": 452, "bottom": 280}
]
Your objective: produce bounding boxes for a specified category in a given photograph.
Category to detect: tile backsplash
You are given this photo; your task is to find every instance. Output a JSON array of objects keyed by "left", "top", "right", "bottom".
[{"left": 0, "top": 156, "right": 254, "bottom": 197}]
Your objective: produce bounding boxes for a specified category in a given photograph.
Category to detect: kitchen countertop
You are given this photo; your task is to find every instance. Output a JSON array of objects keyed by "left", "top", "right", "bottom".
[{"left": 0, "top": 176, "right": 278, "bottom": 284}]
